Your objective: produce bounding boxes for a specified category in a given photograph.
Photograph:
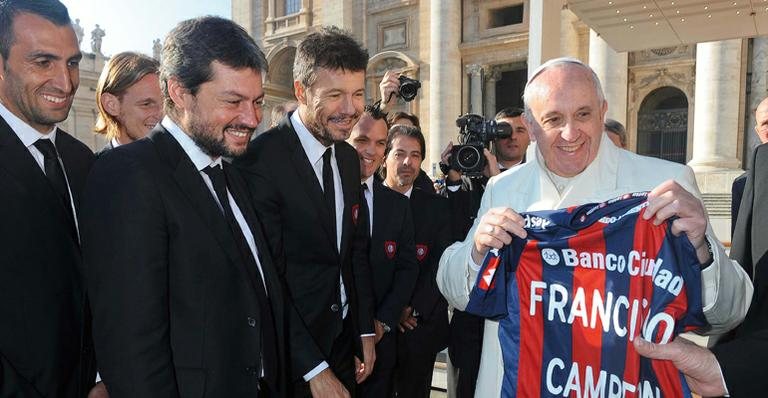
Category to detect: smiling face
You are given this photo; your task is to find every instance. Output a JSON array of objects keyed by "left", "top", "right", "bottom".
[
  {"left": 170, "top": 61, "right": 264, "bottom": 158},
  {"left": 524, "top": 65, "right": 607, "bottom": 177},
  {"left": 295, "top": 67, "right": 365, "bottom": 146},
  {"left": 351, "top": 113, "right": 388, "bottom": 180},
  {"left": 0, "top": 13, "right": 82, "bottom": 133},
  {"left": 105, "top": 73, "right": 162, "bottom": 143}
]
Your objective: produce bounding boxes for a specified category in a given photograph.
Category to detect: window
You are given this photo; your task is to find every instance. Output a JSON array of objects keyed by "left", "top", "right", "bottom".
[
  {"left": 284, "top": 0, "right": 300, "bottom": 15},
  {"left": 488, "top": 4, "right": 524, "bottom": 28}
]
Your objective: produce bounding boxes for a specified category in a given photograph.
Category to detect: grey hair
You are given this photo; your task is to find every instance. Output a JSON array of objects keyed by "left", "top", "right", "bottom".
[{"left": 522, "top": 57, "right": 605, "bottom": 125}]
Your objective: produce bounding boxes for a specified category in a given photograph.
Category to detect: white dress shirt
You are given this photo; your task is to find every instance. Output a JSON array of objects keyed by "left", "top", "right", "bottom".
[
  {"left": 362, "top": 175, "right": 374, "bottom": 235},
  {"left": 162, "top": 117, "right": 267, "bottom": 287}
]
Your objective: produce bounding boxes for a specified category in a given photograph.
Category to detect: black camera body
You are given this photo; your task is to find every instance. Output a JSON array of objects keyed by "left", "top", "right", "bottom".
[
  {"left": 449, "top": 114, "right": 512, "bottom": 177},
  {"left": 398, "top": 75, "right": 421, "bottom": 102}
]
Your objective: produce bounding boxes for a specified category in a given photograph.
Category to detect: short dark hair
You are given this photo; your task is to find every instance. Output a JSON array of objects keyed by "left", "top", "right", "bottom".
[
  {"left": 604, "top": 118, "right": 627, "bottom": 146},
  {"left": 364, "top": 103, "right": 389, "bottom": 128},
  {"left": 160, "top": 16, "right": 268, "bottom": 114},
  {"left": 0, "top": 0, "right": 71, "bottom": 60},
  {"left": 384, "top": 124, "right": 425, "bottom": 159},
  {"left": 387, "top": 111, "right": 420, "bottom": 128},
  {"left": 495, "top": 107, "right": 524, "bottom": 120},
  {"left": 293, "top": 26, "right": 368, "bottom": 88}
]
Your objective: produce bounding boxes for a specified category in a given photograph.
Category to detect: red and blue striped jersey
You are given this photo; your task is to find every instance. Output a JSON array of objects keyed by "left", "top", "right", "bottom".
[{"left": 465, "top": 192, "right": 708, "bottom": 398}]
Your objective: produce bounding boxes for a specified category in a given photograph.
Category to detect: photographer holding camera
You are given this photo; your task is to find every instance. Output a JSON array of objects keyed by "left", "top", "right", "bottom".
[{"left": 438, "top": 107, "right": 529, "bottom": 398}]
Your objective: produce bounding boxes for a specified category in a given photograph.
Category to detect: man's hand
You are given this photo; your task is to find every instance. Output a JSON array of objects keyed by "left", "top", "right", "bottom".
[
  {"left": 634, "top": 337, "right": 727, "bottom": 397},
  {"left": 354, "top": 336, "right": 376, "bottom": 384},
  {"left": 440, "top": 142, "right": 463, "bottom": 183},
  {"left": 88, "top": 382, "right": 109, "bottom": 398},
  {"left": 374, "top": 320, "right": 385, "bottom": 344},
  {"left": 309, "top": 368, "right": 350, "bottom": 398},
  {"left": 472, "top": 207, "right": 527, "bottom": 264},
  {"left": 483, "top": 148, "right": 501, "bottom": 178},
  {"left": 378, "top": 70, "right": 401, "bottom": 113},
  {"left": 398, "top": 306, "right": 418, "bottom": 332},
  {"left": 644, "top": 180, "right": 711, "bottom": 264}
]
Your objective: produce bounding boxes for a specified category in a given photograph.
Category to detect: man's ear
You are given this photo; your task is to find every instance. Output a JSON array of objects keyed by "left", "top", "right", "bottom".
[
  {"left": 167, "top": 77, "right": 190, "bottom": 111},
  {"left": 294, "top": 80, "right": 307, "bottom": 105},
  {"left": 100, "top": 92, "right": 121, "bottom": 117}
]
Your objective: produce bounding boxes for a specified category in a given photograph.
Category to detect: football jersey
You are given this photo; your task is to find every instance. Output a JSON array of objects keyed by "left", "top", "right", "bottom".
[{"left": 465, "top": 192, "right": 709, "bottom": 398}]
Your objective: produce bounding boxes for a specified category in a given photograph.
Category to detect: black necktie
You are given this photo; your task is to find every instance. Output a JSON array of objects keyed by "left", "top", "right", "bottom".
[
  {"left": 361, "top": 182, "right": 371, "bottom": 236},
  {"left": 34, "top": 139, "right": 74, "bottom": 222},
  {"left": 202, "top": 164, "right": 277, "bottom": 386},
  {"left": 322, "top": 148, "right": 337, "bottom": 247}
]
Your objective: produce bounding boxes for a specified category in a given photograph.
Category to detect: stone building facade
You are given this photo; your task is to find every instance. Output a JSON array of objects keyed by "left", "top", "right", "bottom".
[
  {"left": 60, "top": 52, "right": 107, "bottom": 152},
  {"left": 232, "top": 0, "right": 768, "bottom": 241}
]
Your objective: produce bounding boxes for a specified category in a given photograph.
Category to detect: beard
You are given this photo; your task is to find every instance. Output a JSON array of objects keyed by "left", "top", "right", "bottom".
[{"left": 187, "top": 116, "right": 252, "bottom": 158}]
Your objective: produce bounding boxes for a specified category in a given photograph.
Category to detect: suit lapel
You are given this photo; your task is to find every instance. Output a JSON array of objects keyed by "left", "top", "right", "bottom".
[
  {"left": 282, "top": 121, "right": 339, "bottom": 254},
  {"left": 224, "top": 162, "right": 281, "bottom": 296},
  {"left": 150, "top": 128, "right": 243, "bottom": 271},
  {"left": 0, "top": 117, "right": 75, "bottom": 235},
  {"left": 338, "top": 146, "right": 356, "bottom": 258}
]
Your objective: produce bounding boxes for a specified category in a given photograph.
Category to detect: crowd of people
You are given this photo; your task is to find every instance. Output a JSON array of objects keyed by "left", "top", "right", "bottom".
[{"left": 1, "top": 0, "right": 767, "bottom": 397}]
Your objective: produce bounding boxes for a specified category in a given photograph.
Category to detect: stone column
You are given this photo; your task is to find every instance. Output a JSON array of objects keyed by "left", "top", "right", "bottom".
[
  {"left": 264, "top": 0, "right": 275, "bottom": 35},
  {"left": 485, "top": 68, "right": 501, "bottom": 117},
  {"left": 745, "top": 37, "right": 768, "bottom": 168},
  {"left": 560, "top": 7, "right": 582, "bottom": 60},
  {"left": 527, "top": 0, "right": 561, "bottom": 77},
  {"left": 588, "top": 30, "right": 628, "bottom": 125},
  {"left": 466, "top": 64, "right": 484, "bottom": 115},
  {"left": 429, "top": 0, "right": 462, "bottom": 171},
  {"left": 689, "top": 39, "right": 744, "bottom": 171}
]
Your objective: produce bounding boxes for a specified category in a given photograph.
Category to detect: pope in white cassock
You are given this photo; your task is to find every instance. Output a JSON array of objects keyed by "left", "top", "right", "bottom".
[{"left": 436, "top": 58, "right": 753, "bottom": 397}]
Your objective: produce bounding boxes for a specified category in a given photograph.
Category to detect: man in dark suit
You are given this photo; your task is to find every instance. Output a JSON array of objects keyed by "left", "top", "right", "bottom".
[
  {"left": 380, "top": 125, "right": 451, "bottom": 398},
  {"left": 351, "top": 109, "right": 418, "bottom": 397},
  {"left": 81, "top": 17, "right": 287, "bottom": 397},
  {"left": 731, "top": 96, "right": 768, "bottom": 238},
  {"left": 0, "top": 1, "right": 97, "bottom": 396},
  {"left": 93, "top": 52, "right": 162, "bottom": 155},
  {"left": 235, "top": 27, "right": 375, "bottom": 398}
]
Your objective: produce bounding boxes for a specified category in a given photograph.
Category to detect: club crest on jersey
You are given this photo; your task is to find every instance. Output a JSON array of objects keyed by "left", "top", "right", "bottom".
[
  {"left": 416, "top": 244, "right": 429, "bottom": 261},
  {"left": 352, "top": 204, "right": 360, "bottom": 225},
  {"left": 384, "top": 241, "right": 397, "bottom": 259},
  {"left": 478, "top": 254, "right": 500, "bottom": 291}
]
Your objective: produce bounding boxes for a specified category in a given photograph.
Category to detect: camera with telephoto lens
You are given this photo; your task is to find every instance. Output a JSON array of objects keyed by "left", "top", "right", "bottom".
[
  {"left": 398, "top": 75, "right": 421, "bottom": 102},
  {"left": 449, "top": 114, "right": 512, "bottom": 177}
]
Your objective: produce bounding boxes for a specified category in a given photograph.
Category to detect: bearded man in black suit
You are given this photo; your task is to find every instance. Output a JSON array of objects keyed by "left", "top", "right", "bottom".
[
  {"left": 81, "top": 17, "right": 288, "bottom": 397},
  {"left": 235, "top": 26, "right": 376, "bottom": 398}
]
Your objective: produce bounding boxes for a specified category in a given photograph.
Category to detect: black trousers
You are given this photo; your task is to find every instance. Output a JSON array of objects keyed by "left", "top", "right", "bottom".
[
  {"left": 292, "top": 316, "right": 356, "bottom": 398},
  {"left": 357, "top": 332, "right": 396, "bottom": 398}
]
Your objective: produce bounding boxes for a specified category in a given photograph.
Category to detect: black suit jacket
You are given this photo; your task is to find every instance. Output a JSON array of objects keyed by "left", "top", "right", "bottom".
[
  {"left": 367, "top": 181, "right": 418, "bottom": 329},
  {"left": 713, "top": 143, "right": 768, "bottom": 397},
  {"left": 81, "top": 127, "right": 288, "bottom": 397},
  {"left": 731, "top": 173, "right": 746, "bottom": 238},
  {"left": 234, "top": 114, "right": 374, "bottom": 379},
  {"left": 0, "top": 116, "right": 96, "bottom": 397},
  {"left": 403, "top": 188, "right": 451, "bottom": 353}
]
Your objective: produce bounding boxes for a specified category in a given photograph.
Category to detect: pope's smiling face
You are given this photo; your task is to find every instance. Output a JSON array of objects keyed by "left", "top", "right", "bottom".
[{"left": 524, "top": 64, "right": 607, "bottom": 177}]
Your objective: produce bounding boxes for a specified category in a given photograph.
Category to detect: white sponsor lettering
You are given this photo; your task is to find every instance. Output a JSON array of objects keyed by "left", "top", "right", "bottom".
[{"left": 545, "top": 357, "right": 661, "bottom": 398}]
